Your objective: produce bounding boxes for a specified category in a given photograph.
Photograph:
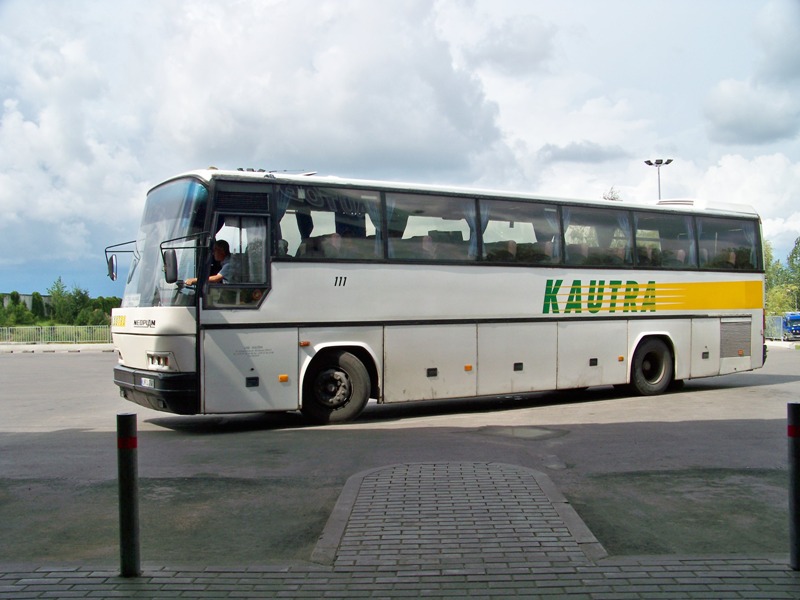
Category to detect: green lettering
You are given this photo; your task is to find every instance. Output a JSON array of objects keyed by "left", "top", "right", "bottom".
[
  {"left": 543, "top": 279, "right": 563, "bottom": 314},
  {"left": 587, "top": 280, "right": 605, "bottom": 313},
  {"left": 641, "top": 281, "right": 657, "bottom": 312},
  {"left": 607, "top": 280, "right": 623, "bottom": 312},
  {"left": 565, "top": 280, "right": 583, "bottom": 313},
  {"left": 623, "top": 281, "right": 640, "bottom": 313}
]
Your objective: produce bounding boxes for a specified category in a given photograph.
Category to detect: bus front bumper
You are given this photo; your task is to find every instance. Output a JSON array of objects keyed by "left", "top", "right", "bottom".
[{"left": 114, "top": 365, "right": 199, "bottom": 415}]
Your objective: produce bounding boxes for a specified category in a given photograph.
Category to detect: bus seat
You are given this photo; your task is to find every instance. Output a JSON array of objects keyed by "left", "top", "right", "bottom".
[
  {"left": 517, "top": 241, "right": 552, "bottom": 264},
  {"left": 297, "top": 236, "right": 324, "bottom": 258},
  {"left": 565, "top": 243, "right": 587, "bottom": 265},
  {"left": 485, "top": 241, "right": 517, "bottom": 262},
  {"left": 389, "top": 235, "right": 426, "bottom": 260}
]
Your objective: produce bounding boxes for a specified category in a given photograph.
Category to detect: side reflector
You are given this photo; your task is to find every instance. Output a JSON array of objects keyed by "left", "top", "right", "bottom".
[
  {"left": 464, "top": 364, "right": 473, "bottom": 372},
  {"left": 278, "top": 374, "right": 289, "bottom": 383},
  {"left": 299, "top": 341, "right": 311, "bottom": 347}
]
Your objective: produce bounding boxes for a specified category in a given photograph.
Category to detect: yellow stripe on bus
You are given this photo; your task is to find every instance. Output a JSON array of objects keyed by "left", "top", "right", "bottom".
[{"left": 650, "top": 280, "right": 763, "bottom": 311}]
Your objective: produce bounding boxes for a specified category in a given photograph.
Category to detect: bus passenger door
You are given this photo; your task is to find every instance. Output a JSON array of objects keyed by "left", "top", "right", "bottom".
[{"left": 202, "top": 328, "right": 300, "bottom": 413}]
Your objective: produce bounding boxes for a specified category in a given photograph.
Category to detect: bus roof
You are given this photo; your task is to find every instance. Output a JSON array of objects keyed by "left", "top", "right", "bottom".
[{"left": 162, "top": 167, "right": 761, "bottom": 219}]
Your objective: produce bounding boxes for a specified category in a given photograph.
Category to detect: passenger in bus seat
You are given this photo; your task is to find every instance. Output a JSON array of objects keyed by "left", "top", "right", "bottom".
[
  {"left": 277, "top": 239, "right": 289, "bottom": 257},
  {"left": 607, "top": 246, "right": 626, "bottom": 264},
  {"left": 636, "top": 245, "right": 651, "bottom": 266},
  {"left": 421, "top": 235, "right": 436, "bottom": 259}
]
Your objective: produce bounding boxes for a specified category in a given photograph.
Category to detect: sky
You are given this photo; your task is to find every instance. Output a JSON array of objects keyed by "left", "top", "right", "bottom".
[{"left": 1, "top": 0, "right": 799, "bottom": 297}]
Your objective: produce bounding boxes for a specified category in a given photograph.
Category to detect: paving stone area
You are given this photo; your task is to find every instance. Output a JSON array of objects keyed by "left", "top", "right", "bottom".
[
  {"left": 2, "top": 462, "right": 799, "bottom": 599},
  {"left": 333, "top": 463, "right": 596, "bottom": 569}
]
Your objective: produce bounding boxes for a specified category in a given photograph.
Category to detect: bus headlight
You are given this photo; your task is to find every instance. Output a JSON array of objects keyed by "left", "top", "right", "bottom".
[{"left": 147, "top": 351, "right": 179, "bottom": 372}]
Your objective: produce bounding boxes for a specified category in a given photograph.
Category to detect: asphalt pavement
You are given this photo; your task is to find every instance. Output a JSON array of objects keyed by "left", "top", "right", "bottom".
[{"left": 1, "top": 342, "right": 799, "bottom": 598}]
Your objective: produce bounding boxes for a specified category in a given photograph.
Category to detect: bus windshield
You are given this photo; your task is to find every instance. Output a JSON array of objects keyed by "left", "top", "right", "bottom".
[{"left": 122, "top": 178, "right": 208, "bottom": 308}]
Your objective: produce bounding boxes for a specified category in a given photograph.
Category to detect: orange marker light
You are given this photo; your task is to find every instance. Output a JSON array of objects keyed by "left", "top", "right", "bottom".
[
  {"left": 464, "top": 364, "right": 473, "bottom": 372},
  {"left": 278, "top": 374, "right": 289, "bottom": 383},
  {"left": 299, "top": 341, "right": 311, "bottom": 347}
]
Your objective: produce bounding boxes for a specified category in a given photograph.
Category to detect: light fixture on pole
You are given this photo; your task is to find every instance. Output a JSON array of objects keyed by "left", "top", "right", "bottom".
[{"left": 644, "top": 158, "right": 673, "bottom": 199}]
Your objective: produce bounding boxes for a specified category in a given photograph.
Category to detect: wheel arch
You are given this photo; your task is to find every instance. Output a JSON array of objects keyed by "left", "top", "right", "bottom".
[
  {"left": 300, "top": 343, "right": 380, "bottom": 404},
  {"left": 628, "top": 332, "right": 677, "bottom": 382}
]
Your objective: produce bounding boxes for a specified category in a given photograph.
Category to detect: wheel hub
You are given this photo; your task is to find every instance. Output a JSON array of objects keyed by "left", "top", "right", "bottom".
[{"left": 316, "top": 369, "right": 351, "bottom": 407}]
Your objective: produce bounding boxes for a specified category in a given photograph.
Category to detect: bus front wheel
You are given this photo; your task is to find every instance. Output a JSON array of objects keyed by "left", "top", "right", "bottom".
[
  {"left": 629, "top": 338, "right": 673, "bottom": 396},
  {"left": 302, "top": 351, "right": 370, "bottom": 424}
]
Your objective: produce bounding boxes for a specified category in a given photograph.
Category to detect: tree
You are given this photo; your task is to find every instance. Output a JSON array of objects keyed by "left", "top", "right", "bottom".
[
  {"left": 603, "top": 187, "right": 621, "bottom": 202},
  {"left": 47, "top": 277, "right": 71, "bottom": 324},
  {"left": 30, "top": 292, "right": 46, "bottom": 320},
  {"left": 2, "top": 292, "right": 34, "bottom": 325},
  {"left": 46, "top": 278, "right": 93, "bottom": 325},
  {"left": 788, "top": 236, "right": 800, "bottom": 289},
  {"left": 766, "top": 284, "right": 798, "bottom": 315},
  {"left": 764, "top": 240, "right": 789, "bottom": 291},
  {"left": 67, "top": 287, "right": 92, "bottom": 323}
]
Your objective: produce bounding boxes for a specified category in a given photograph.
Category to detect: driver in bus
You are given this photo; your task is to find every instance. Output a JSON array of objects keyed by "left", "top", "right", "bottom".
[{"left": 185, "top": 240, "right": 233, "bottom": 286}]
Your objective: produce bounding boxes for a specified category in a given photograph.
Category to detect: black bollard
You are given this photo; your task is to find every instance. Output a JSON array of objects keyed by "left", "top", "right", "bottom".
[
  {"left": 790, "top": 403, "right": 800, "bottom": 570},
  {"left": 117, "top": 413, "right": 141, "bottom": 577}
]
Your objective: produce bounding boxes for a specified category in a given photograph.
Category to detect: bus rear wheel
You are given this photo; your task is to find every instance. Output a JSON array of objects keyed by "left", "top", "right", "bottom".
[
  {"left": 302, "top": 351, "right": 370, "bottom": 424},
  {"left": 629, "top": 338, "right": 673, "bottom": 396}
]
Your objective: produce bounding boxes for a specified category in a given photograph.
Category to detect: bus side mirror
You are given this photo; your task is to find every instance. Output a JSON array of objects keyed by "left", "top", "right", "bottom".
[
  {"left": 163, "top": 249, "right": 178, "bottom": 284},
  {"left": 107, "top": 254, "right": 118, "bottom": 281}
]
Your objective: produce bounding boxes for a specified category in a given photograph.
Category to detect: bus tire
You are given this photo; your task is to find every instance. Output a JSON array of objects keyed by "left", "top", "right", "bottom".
[
  {"left": 629, "top": 338, "right": 673, "bottom": 396},
  {"left": 302, "top": 351, "right": 370, "bottom": 424}
]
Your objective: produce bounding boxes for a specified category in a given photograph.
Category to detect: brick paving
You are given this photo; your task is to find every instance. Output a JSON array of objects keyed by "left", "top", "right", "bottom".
[{"left": 2, "top": 462, "right": 799, "bottom": 599}]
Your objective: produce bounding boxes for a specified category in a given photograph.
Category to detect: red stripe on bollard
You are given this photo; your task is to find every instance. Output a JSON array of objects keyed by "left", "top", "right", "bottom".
[{"left": 117, "top": 437, "right": 138, "bottom": 450}]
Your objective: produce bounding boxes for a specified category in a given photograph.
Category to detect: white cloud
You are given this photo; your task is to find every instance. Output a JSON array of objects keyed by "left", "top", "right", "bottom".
[
  {"left": 0, "top": 0, "right": 799, "bottom": 293},
  {"left": 754, "top": 0, "right": 800, "bottom": 83},
  {"left": 461, "top": 15, "right": 556, "bottom": 76},
  {"left": 704, "top": 0, "right": 800, "bottom": 146},
  {"left": 537, "top": 140, "right": 629, "bottom": 164},
  {"left": 705, "top": 78, "right": 800, "bottom": 145}
]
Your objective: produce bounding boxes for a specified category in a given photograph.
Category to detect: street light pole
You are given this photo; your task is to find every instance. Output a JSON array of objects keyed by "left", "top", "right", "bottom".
[{"left": 644, "top": 158, "right": 673, "bottom": 199}]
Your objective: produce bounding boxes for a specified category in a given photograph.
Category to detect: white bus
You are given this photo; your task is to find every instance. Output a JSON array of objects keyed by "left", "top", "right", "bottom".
[{"left": 106, "top": 168, "right": 765, "bottom": 423}]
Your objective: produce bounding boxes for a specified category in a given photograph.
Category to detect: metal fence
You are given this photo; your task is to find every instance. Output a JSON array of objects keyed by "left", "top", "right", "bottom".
[
  {"left": 766, "top": 316, "right": 783, "bottom": 340},
  {"left": 0, "top": 326, "right": 112, "bottom": 345}
]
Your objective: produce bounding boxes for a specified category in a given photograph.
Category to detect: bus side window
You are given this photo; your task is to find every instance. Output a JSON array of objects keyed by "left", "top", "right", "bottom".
[
  {"left": 564, "top": 206, "right": 632, "bottom": 267},
  {"left": 386, "top": 192, "right": 477, "bottom": 262},
  {"left": 481, "top": 199, "right": 559, "bottom": 264},
  {"left": 696, "top": 216, "right": 758, "bottom": 271},
  {"left": 277, "top": 186, "right": 382, "bottom": 260},
  {"left": 634, "top": 212, "right": 695, "bottom": 269}
]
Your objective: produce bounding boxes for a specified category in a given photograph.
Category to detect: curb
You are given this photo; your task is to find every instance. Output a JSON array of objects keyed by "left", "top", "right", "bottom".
[{"left": 0, "top": 344, "right": 115, "bottom": 354}]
